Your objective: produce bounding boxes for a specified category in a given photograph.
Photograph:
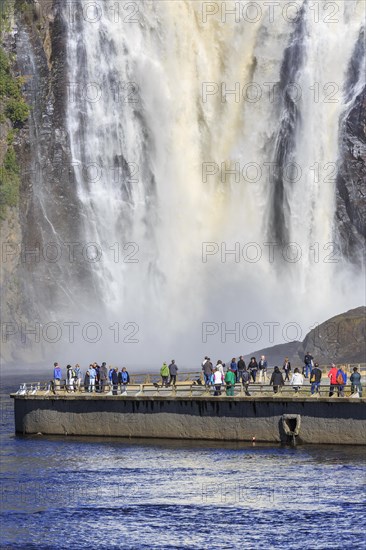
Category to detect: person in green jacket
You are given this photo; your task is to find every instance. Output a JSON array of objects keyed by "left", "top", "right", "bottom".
[
  {"left": 225, "top": 369, "right": 236, "bottom": 396},
  {"left": 160, "top": 362, "right": 170, "bottom": 387}
]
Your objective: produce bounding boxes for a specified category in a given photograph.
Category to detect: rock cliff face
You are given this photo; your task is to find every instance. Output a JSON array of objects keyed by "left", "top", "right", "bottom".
[
  {"left": 250, "top": 307, "right": 366, "bottom": 366},
  {"left": 1, "top": 0, "right": 99, "bottom": 364},
  {"left": 15, "top": 0, "right": 92, "bottom": 312},
  {"left": 299, "top": 306, "right": 366, "bottom": 365},
  {"left": 335, "top": 28, "right": 366, "bottom": 263}
]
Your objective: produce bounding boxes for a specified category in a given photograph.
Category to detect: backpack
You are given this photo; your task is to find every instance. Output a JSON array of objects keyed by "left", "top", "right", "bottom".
[{"left": 336, "top": 372, "right": 344, "bottom": 384}]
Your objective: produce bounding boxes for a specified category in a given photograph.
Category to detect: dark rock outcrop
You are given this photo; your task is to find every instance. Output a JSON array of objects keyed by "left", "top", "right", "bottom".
[
  {"left": 335, "top": 28, "right": 366, "bottom": 263},
  {"left": 299, "top": 306, "right": 366, "bottom": 365},
  {"left": 249, "top": 306, "right": 366, "bottom": 366}
]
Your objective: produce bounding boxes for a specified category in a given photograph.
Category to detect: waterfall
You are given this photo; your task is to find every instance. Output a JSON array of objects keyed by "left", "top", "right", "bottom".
[{"left": 61, "top": 0, "right": 365, "bottom": 364}]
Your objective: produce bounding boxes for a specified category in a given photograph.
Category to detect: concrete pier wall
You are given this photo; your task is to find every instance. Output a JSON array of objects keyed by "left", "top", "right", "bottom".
[{"left": 12, "top": 395, "right": 366, "bottom": 445}]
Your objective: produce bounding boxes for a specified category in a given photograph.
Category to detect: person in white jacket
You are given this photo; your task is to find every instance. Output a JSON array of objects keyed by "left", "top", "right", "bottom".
[
  {"left": 290, "top": 368, "right": 304, "bottom": 394},
  {"left": 213, "top": 367, "right": 223, "bottom": 396},
  {"left": 215, "top": 360, "right": 224, "bottom": 377}
]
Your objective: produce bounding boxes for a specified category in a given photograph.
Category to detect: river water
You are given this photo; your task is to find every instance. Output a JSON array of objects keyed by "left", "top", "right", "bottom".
[{"left": 1, "top": 374, "right": 365, "bottom": 549}]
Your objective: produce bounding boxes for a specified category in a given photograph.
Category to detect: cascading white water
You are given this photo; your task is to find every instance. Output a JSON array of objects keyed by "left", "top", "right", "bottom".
[{"left": 65, "top": 0, "right": 365, "bottom": 365}]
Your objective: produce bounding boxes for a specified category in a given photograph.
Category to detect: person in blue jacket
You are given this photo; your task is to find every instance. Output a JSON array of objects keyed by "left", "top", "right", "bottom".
[
  {"left": 108, "top": 367, "right": 114, "bottom": 391},
  {"left": 258, "top": 355, "right": 268, "bottom": 383},
  {"left": 230, "top": 358, "right": 238, "bottom": 382},
  {"left": 336, "top": 366, "right": 347, "bottom": 397},
  {"left": 350, "top": 367, "right": 362, "bottom": 397},
  {"left": 310, "top": 362, "right": 322, "bottom": 395},
  {"left": 53, "top": 362, "right": 62, "bottom": 392},
  {"left": 118, "top": 367, "right": 130, "bottom": 394}
]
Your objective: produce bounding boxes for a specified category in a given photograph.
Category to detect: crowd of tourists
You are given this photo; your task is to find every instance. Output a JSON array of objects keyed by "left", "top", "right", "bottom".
[
  {"left": 199, "top": 354, "right": 363, "bottom": 397},
  {"left": 52, "top": 362, "right": 130, "bottom": 395},
  {"left": 52, "top": 354, "right": 363, "bottom": 398}
]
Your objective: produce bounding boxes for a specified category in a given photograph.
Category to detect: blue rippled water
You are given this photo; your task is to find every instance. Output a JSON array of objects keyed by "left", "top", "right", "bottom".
[{"left": 1, "top": 375, "right": 365, "bottom": 549}]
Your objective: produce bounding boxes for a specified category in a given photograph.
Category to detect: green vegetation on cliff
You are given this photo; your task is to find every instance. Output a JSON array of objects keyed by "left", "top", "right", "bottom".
[
  {"left": 0, "top": 47, "right": 29, "bottom": 125},
  {"left": 0, "top": 139, "right": 20, "bottom": 219},
  {"left": 0, "top": 43, "right": 29, "bottom": 219}
]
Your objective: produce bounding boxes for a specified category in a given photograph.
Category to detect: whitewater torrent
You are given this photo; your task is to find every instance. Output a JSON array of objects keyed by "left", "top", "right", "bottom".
[{"left": 64, "top": 0, "right": 365, "bottom": 364}]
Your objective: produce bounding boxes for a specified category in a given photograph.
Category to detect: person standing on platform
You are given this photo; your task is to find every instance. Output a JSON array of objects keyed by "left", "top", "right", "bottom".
[
  {"left": 258, "top": 355, "right": 268, "bottom": 383},
  {"left": 282, "top": 358, "right": 291, "bottom": 382},
  {"left": 336, "top": 365, "right": 347, "bottom": 397},
  {"left": 84, "top": 370, "right": 90, "bottom": 392},
  {"left": 328, "top": 363, "right": 338, "bottom": 397},
  {"left": 350, "top": 367, "right": 362, "bottom": 397},
  {"left": 248, "top": 357, "right": 258, "bottom": 383},
  {"left": 74, "top": 364, "right": 82, "bottom": 391},
  {"left": 53, "top": 362, "right": 62, "bottom": 392},
  {"left": 225, "top": 368, "right": 236, "bottom": 396},
  {"left": 203, "top": 358, "right": 213, "bottom": 386},
  {"left": 269, "top": 366, "right": 284, "bottom": 393},
  {"left": 112, "top": 367, "right": 119, "bottom": 395},
  {"left": 230, "top": 358, "right": 238, "bottom": 382},
  {"left": 66, "top": 365, "right": 75, "bottom": 392},
  {"left": 310, "top": 362, "right": 322, "bottom": 395},
  {"left": 108, "top": 366, "right": 114, "bottom": 391},
  {"left": 89, "top": 364, "right": 97, "bottom": 393},
  {"left": 99, "top": 362, "right": 108, "bottom": 393},
  {"left": 237, "top": 356, "right": 246, "bottom": 381},
  {"left": 160, "top": 362, "right": 170, "bottom": 387},
  {"left": 303, "top": 352, "right": 313, "bottom": 379},
  {"left": 169, "top": 360, "right": 178, "bottom": 386},
  {"left": 120, "top": 367, "right": 130, "bottom": 394},
  {"left": 216, "top": 360, "right": 224, "bottom": 378},
  {"left": 94, "top": 363, "right": 100, "bottom": 392},
  {"left": 290, "top": 368, "right": 304, "bottom": 394},
  {"left": 241, "top": 368, "right": 251, "bottom": 396},
  {"left": 213, "top": 367, "right": 223, "bottom": 396}
]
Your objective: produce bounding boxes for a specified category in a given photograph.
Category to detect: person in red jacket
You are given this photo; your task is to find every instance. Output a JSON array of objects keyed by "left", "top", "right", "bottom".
[{"left": 328, "top": 363, "right": 338, "bottom": 397}]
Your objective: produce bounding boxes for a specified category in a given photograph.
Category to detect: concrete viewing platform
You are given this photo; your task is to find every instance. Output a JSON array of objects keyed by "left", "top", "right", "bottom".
[{"left": 11, "top": 380, "right": 366, "bottom": 446}]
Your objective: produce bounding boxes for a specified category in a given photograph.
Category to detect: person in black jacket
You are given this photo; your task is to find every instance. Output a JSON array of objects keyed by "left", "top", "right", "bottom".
[
  {"left": 111, "top": 367, "right": 119, "bottom": 395},
  {"left": 269, "top": 366, "right": 284, "bottom": 393},
  {"left": 237, "top": 356, "right": 246, "bottom": 381},
  {"left": 310, "top": 362, "right": 322, "bottom": 395},
  {"left": 202, "top": 359, "right": 213, "bottom": 385},
  {"left": 248, "top": 357, "right": 258, "bottom": 383},
  {"left": 169, "top": 360, "right": 178, "bottom": 386},
  {"left": 303, "top": 352, "right": 313, "bottom": 378},
  {"left": 84, "top": 370, "right": 90, "bottom": 393},
  {"left": 241, "top": 368, "right": 251, "bottom": 396},
  {"left": 99, "top": 362, "right": 108, "bottom": 393},
  {"left": 282, "top": 358, "right": 291, "bottom": 382}
]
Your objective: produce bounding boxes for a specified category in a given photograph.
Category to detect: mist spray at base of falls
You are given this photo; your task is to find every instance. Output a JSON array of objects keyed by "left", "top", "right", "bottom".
[{"left": 15, "top": 0, "right": 366, "bottom": 368}]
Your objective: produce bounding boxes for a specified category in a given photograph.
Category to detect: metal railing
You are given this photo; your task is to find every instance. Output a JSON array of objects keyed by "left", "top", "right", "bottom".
[
  {"left": 13, "top": 377, "right": 363, "bottom": 399},
  {"left": 124, "top": 363, "right": 366, "bottom": 384},
  {"left": 11, "top": 362, "right": 366, "bottom": 396}
]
